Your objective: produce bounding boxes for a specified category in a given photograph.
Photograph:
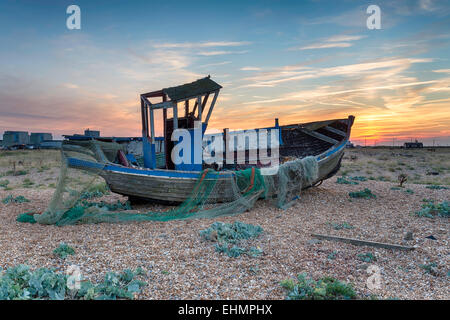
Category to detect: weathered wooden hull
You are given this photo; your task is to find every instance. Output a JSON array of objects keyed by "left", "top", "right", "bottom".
[
  {"left": 66, "top": 116, "right": 354, "bottom": 203},
  {"left": 100, "top": 170, "right": 235, "bottom": 203},
  {"left": 97, "top": 143, "right": 346, "bottom": 203}
]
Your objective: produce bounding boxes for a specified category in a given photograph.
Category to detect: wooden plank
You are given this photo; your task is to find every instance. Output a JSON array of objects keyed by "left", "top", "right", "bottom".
[
  {"left": 205, "top": 90, "right": 219, "bottom": 125},
  {"left": 201, "top": 93, "right": 210, "bottom": 111},
  {"left": 197, "top": 96, "right": 202, "bottom": 121},
  {"left": 324, "top": 125, "right": 346, "bottom": 137},
  {"left": 149, "top": 108, "right": 155, "bottom": 143},
  {"left": 150, "top": 101, "right": 175, "bottom": 110},
  {"left": 163, "top": 95, "right": 168, "bottom": 169},
  {"left": 140, "top": 98, "right": 148, "bottom": 138},
  {"left": 311, "top": 234, "right": 415, "bottom": 251},
  {"left": 300, "top": 128, "right": 338, "bottom": 145},
  {"left": 192, "top": 100, "right": 198, "bottom": 116},
  {"left": 184, "top": 100, "right": 189, "bottom": 117},
  {"left": 173, "top": 104, "right": 178, "bottom": 129},
  {"left": 141, "top": 89, "right": 164, "bottom": 98}
]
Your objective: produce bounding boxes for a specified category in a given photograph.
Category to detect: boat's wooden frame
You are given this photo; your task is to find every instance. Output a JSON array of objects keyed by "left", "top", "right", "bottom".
[{"left": 65, "top": 115, "right": 355, "bottom": 203}]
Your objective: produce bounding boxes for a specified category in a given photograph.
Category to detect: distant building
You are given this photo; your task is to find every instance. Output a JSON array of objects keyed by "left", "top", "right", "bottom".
[
  {"left": 84, "top": 129, "right": 100, "bottom": 138},
  {"left": 346, "top": 141, "right": 354, "bottom": 148},
  {"left": 3, "top": 131, "right": 29, "bottom": 146},
  {"left": 30, "top": 133, "right": 53, "bottom": 146},
  {"left": 404, "top": 140, "right": 423, "bottom": 148}
]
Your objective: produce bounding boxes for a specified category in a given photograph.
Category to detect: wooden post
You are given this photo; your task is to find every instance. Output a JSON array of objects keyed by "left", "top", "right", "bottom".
[
  {"left": 223, "top": 128, "right": 230, "bottom": 164},
  {"left": 163, "top": 95, "right": 168, "bottom": 169},
  {"left": 192, "top": 100, "right": 198, "bottom": 117},
  {"left": 205, "top": 91, "right": 219, "bottom": 125},
  {"left": 140, "top": 97, "right": 147, "bottom": 139},
  {"left": 197, "top": 96, "right": 202, "bottom": 121},
  {"left": 149, "top": 108, "right": 155, "bottom": 143},
  {"left": 173, "top": 103, "right": 178, "bottom": 129},
  {"left": 201, "top": 93, "right": 209, "bottom": 117}
]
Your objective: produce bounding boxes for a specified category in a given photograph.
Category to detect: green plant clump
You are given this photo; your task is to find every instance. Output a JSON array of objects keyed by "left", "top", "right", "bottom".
[
  {"left": 415, "top": 200, "right": 449, "bottom": 218},
  {"left": 349, "top": 188, "right": 376, "bottom": 199},
  {"left": 0, "top": 265, "right": 146, "bottom": 300},
  {"left": 81, "top": 268, "right": 146, "bottom": 300},
  {"left": 22, "top": 178, "right": 34, "bottom": 188},
  {"left": 6, "top": 170, "right": 28, "bottom": 176},
  {"left": 425, "top": 185, "right": 448, "bottom": 190},
  {"left": 200, "top": 221, "right": 263, "bottom": 258},
  {"left": 350, "top": 176, "right": 367, "bottom": 182},
  {"left": 0, "top": 180, "right": 10, "bottom": 188},
  {"left": 280, "top": 273, "right": 357, "bottom": 300},
  {"left": 330, "top": 222, "right": 354, "bottom": 230},
  {"left": 215, "top": 244, "right": 262, "bottom": 258},
  {"left": 53, "top": 243, "right": 76, "bottom": 259},
  {"left": 336, "top": 177, "right": 358, "bottom": 185},
  {"left": 327, "top": 251, "right": 337, "bottom": 260},
  {"left": 357, "top": 252, "right": 376, "bottom": 263},
  {"left": 419, "top": 262, "right": 437, "bottom": 274},
  {"left": 2, "top": 195, "right": 30, "bottom": 204}
]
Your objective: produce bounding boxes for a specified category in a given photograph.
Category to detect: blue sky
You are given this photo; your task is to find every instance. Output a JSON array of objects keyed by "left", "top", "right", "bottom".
[{"left": 0, "top": 0, "right": 449, "bottom": 145}]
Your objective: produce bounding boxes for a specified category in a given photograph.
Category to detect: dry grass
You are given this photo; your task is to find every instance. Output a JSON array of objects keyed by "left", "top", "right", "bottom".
[
  {"left": 339, "top": 147, "right": 450, "bottom": 185},
  {"left": 0, "top": 148, "right": 448, "bottom": 300}
]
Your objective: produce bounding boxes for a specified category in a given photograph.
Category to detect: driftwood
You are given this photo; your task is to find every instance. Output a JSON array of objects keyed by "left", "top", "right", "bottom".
[{"left": 311, "top": 233, "right": 415, "bottom": 251}]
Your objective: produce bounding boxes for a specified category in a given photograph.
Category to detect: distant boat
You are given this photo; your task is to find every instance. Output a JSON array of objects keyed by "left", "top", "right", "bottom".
[{"left": 64, "top": 77, "right": 355, "bottom": 203}]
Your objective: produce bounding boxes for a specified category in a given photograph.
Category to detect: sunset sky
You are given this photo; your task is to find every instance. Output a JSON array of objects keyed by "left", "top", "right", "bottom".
[{"left": 0, "top": 0, "right": 449, "bottom": 146}]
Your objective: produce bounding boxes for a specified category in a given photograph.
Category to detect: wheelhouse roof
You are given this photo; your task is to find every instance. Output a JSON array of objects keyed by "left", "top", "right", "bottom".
[{"left": 161, "top": 76, "right": 222, "bottom": 102}]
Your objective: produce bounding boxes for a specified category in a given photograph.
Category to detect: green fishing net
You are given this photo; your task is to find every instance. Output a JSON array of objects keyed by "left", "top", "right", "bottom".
[{"left": 17, "top": 140, "right": 318, "bottom": 225}]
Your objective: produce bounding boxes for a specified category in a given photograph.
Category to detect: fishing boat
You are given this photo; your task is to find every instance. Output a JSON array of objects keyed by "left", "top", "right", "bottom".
[{"left": 64, "top": 77, "right": 355, "bottom": 203}]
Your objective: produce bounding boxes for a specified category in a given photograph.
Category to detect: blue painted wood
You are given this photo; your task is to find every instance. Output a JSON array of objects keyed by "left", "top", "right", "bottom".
[
  {"left": 102, "top": 164, "right": 233, "bottom": 179},
  {"left": 142, "top": 136, "right": 156, "bottom": 169},
  {"left": 316, "top": 139, "right": 347, "bottom": 161},
  {"left": 126, "top": 154, "right": 137, "bottom": 164}
]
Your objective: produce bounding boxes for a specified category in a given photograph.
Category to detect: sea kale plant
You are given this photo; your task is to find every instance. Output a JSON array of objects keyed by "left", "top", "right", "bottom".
[
  {"left": 200, "top": 221, "right": 263, "bottom": 258},
  {"left": 280, "top": 273, "right": 357, "bottom": 300},
  {"left": 336, "top": 177, "right": 358, "bottom": 185},
  {"left": 2, "top": 195, "right": 30, "bottom": 204},
  {"left": 53, "top": 242, "right": 76, "bottom": 259},
  {"left": 357, "top": 252, "right": 376, "bottom": 263},
  {"left": 349, "top": 188, "right": 376, "bottom": 199},
  {"left": 415, "top": 200, "right": 449, "bottom": 218},
  {"left": 0, "top": 265, "right": 146, "bottom": 300}
]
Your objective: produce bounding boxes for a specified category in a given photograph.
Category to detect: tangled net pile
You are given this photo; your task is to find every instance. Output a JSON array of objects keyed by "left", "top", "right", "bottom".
[{"left": 18, "top": 140, "right": 318, "bottom": 225}]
